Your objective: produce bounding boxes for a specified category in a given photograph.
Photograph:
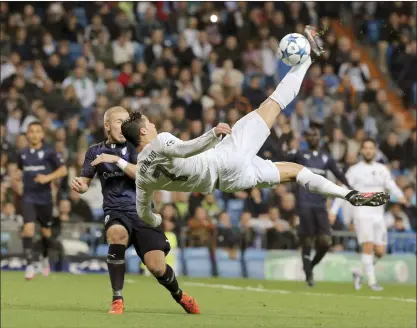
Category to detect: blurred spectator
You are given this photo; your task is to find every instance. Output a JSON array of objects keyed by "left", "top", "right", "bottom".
[
  {"left": 216, "top": 212, "right": 240, "bottom": 253},
  {"left": 244, "top": 188, "right": 268, "bottom": 218},
  {"left": 380, "top": 132, "right": 404, "bottom": 164},
  {"left": 305, "top": 84, "right": 334, "bottom": 124},
  {"left": 385, "top": 203, "right": 411, "bottom": 231},
  {"left": 201, "top": 194, "right": 222, "bottom": 218},
  {"left": 324, "top": 100, "right": 353, "bottom": 139},
  {"left": 353, "top": 102, "right": 378, "bottom": 139},
  {"left": 265, "top": 207, "right": 297, "bottom": 250},
  {"left": 338, "top": 49, "right": 370, "bottom": 94},
  {"left": 187, "top": 207, "right": 215, "bottom": 247},
  {"left": 113, "top": 32, "right": 135, "bottom": 66}
]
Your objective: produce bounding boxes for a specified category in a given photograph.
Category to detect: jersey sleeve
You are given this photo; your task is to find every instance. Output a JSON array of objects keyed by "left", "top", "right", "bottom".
[
  {"left": 47, "top": 148, "right": 65, "bottom": 170},
  {"left": 345, "top": 166, "right": 356, "bottom": 188},
  {"left": 326, "top": 156, "right": 351, "bottom": 188},
  {"left": 381, "top": 166, "right": 404, "bottom": 199},
  {"left": 80, "top": 147, "right": 97, "bottom": 178},
  {"left": 136, "top": 185, "right": 161, "bottom": 227},
  {"left": 157, "top": 130, "right": 222, "bottom": 158}
]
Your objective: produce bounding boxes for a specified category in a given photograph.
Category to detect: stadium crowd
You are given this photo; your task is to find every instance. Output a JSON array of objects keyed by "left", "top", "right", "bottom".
[{"left": 1, "top": 2, "right": 416, "bottom": 255}]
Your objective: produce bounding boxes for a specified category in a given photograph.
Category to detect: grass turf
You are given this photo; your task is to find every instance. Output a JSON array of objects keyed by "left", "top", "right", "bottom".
[{"left": 1, "top": 271, "right": 416, "bottom": 328}]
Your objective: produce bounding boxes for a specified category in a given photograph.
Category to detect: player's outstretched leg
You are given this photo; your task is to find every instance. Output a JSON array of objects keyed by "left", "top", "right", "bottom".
[
  {"left": 22, "top": 223, "right": 35, "bottom": 280},
  {"left": 144, "top": 250, "right": 200, "bottom": 314},
  {"left": 276, "top": 162, "right": 389, "bottom": 206},
  {"left": 106, "top": 225, "right": 128, "bottom": 314},
  {"left": 256, "top": 26, "right": 324, "bottom": 130}
]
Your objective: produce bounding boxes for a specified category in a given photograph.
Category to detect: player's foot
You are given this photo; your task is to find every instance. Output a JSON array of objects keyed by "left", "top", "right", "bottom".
[
  {"left": 108, "top": 299, "right": 125, "bottom": 314},
  {"left": 346, "top": 191, "right": 390, "bottom": 207},
  {"left": 369, "top": 284, "right": 384, "bottom": 291},
  {"left": 304, "top": 25, "right": 324, "bottom": 57},
  {"left": 41, "top": 257, "right": 50, "bottom": 277},
  {"left": 305, "top": 267, "right": 315, "bottom": 287},
  {"left": 352, "top": 271, "right": 362, "bottom": 290},
  {"left": 177, "top": 292, "right": 200, "bottom": 314},
  {"left": 25, "top": 265, "right": 36, "bottom": 280}
]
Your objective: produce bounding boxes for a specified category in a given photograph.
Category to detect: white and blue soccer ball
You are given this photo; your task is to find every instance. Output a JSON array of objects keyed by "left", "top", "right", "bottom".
[{"left": 277, "top": 33, "right": 311, "bottom": 67}]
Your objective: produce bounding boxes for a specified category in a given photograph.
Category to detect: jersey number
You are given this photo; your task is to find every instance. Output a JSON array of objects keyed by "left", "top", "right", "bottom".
[{"left": 152, "top": 165, "right": 188, "bottom": 182}]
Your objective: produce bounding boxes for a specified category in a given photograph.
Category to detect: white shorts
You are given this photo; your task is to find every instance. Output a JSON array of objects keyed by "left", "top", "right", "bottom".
[
  {"left": 214, "top": 111, "right": 281, "bottom": 192},
  {"left": 353, "top": 216, "right": 387, "bottom": 246}
]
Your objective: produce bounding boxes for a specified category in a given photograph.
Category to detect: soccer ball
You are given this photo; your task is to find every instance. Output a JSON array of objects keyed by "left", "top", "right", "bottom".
[{"left": 277, "top": 33, "right": 311, "bottom": 67}]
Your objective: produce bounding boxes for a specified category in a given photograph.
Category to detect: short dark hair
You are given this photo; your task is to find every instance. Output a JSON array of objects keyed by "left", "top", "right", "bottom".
[
  {"left": 361, "top": 137, "right": 377, "bottom": 148},
  {"left": 121, "top": 112, "right": 145, "bottom": 147},
  {"left": 27, "top": 121, "right": 43, "bottom": 130}
]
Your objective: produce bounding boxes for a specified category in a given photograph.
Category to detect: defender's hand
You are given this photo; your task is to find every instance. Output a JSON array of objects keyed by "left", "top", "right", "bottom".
[
  {"left": 329, "top": 213, "right": 337, "bottom": 225},
  {"left": 34, "top": 174, "right": 50, "bottom": 184},
  {"left": 91, "top": 154, "right": 119, "bottom": 166},
  {"left": 214, "top": 123, "right": 232, "bottom": 138},
  {"left": 70, "top": 177, "right": 89, "bottom": 193}
]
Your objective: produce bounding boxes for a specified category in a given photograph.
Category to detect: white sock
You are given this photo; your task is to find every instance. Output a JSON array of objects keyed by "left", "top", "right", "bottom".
[
  {"left": 296, "top": 167, "right": 351, "bottom": 199},
  {"left": 361, "top": 253, "right": 376, "bottom": 285},
  {"left": 269, "top": 56, "right": 312, "bottom": 109}
]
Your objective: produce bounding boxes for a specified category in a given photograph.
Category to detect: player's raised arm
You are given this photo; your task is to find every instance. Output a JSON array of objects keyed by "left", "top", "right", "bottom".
[
  {"left": 136, "top": 185, "right": 162, "bottom": 227},
  {"left": 159, "top": 123, "right": 231, "bottom": 158}
]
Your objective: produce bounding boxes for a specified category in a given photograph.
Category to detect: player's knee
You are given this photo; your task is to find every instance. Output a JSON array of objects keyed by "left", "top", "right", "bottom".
[
  {"left": 106, "top": 225, "right": 129, "bottom": 245},
  {"left": 316, "top": 235, "right": 332, "bottom": 249},
  {"left": 300, "top": 236, "right": 314, "bottom": 248},
  {"left": 41, "top": 228, "right": 52, "bottom": 238},
  {"left": 22, "top": 223, "right": 35, "bottom": 237},
  {"left": 144, "top": 251, "right": 167, "bottom": 277},
  {"left": 374, "top": 247, "right": 385, "bottom": 259},
  {"left": 275, "top": 162, "right": 304, "bottom": 183}
]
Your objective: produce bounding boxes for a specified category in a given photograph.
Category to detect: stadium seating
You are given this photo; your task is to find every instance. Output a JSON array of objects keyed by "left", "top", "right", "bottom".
[
  {"left": 182, "top": 247, "right": 212, "bottom": 277},
  {"left": 243, "top": 248, "right": 267, "bottom": 279},
  {"left": 215, "top": 249, "right": 243, "bottom": 278}
]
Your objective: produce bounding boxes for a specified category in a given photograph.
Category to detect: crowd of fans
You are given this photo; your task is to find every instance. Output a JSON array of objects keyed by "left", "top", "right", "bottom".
[{"left": 1, "top": 2, "right": 416, "bottom": 254}]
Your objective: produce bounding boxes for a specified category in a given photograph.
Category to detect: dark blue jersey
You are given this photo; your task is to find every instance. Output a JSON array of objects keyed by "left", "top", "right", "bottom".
[
  {"left": 81, "top": 141, "right": 138, "bottom": 213},
  {"left": 286, "top": 149, "right": 351, "bottom": 208},
  {"left": 17, "top": 144, "right": 64, "bottom": 205}
]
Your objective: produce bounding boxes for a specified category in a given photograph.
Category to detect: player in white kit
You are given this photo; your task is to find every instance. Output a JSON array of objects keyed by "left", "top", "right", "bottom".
[
  {"left": 97, "top": 27, "right": 389, "bottom": 227},
  {"left": 333, "top": 138, "right": 406, "bottom": 291}
]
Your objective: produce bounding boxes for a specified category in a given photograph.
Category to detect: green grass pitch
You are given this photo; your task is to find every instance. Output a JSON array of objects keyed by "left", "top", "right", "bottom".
[{"left": 1, "top": 271, "right": 416, "bottom": 328}]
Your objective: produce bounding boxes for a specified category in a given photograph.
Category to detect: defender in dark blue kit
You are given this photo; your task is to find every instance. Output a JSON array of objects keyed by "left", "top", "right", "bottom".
[
  {"left": 17, "top": 121, "right": 67, "bottom": 280},
  {"left": 286, "top": 126, "right": 351, "bottom": 287},
  {"left": 70, "top": 106, "right": 199, "bottom": 315}
]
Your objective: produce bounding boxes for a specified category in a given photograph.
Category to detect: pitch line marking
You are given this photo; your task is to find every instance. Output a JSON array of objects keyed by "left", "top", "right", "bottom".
[{"left": 184, "top": 282, "right": 416, "bottom": 303}]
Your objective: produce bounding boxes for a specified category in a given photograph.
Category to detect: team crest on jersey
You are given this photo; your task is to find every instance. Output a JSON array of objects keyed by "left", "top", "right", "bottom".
[
  {"left": 166, "top": 140, "right": 175, "bottom": 146},
  {"left": 321, "top": 155, "right": 328, "bottom": 163},
  {"left": 303, "top": 154, "right": 311, "bottom": 159},
  {"left": 22, "top": 154, "right": 26, "bottom": 160},
  {"left": 38, "top": 150, "right": 44, "bottom": 159},
  {"left": 121, "top": 147, "right": 127, "bottom": 155},
  {"left": 104, "top": 215, "right": 110, "bottom": 225}
]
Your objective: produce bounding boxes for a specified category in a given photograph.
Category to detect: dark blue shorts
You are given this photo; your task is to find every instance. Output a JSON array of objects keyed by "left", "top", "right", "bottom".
[
  {"left": 104, "top": 211, "right": 170, "bottom": 261},
  {"left": 297, "top": 206, "right": 330, "bottom": 237},
  {"left": 22, "top": 203, "right": 53, "bottom": 228}
]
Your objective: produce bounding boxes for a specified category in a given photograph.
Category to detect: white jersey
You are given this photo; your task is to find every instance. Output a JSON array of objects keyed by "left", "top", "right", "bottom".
[
  {"left": 135, "top": 129, "right": 221, "bottom": 223},
  {"left": 345, "top": 161, "right": 404, "bottom": 220}
]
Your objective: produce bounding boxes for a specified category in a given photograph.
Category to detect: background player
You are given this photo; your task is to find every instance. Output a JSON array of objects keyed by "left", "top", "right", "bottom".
[
  {"left": 286, "top": 126, "right": 352, "bottom": 287},
  {"left": 341, "top": 138, "right": 406, "bottom": 291},
  {"left": 117, "top": 27, "right": 389, "bottom": 229},
  {"left": 17, "top": 122, "right": 67, "bottom": 280},
  {"left": 70, "top": 106, "right": 199, "bottom": 315}
]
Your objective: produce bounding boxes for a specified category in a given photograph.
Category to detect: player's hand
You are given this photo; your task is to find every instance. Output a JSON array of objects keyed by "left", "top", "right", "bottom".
[
  {"left": 328, "top": 213, "right": 337, "bottom": 225},
  {"left": 214, "top": 123, "right": 232, "bottom": 138},
  {"left": 91, "top": 154, "right": 120, "bottom": 166},
  {"left": 34, "top": 174, "right": 51, "bottom": 184},
  {"left": 70, "top": 177, "right": 89, "bottom": 193}
]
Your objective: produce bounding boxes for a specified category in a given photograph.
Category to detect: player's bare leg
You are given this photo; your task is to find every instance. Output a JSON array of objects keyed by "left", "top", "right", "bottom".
[
  {"left": 144, "top": 250, "right": 200, "bottom": 314},
  {"left": 106, "top": 224, "right": 129, "bottom": 314},
  {"left": 40, "top": 227, "right": 52, "bottom": 277},
  {"left": 22, "top": 223, "right": 36, "bottom": 280}
]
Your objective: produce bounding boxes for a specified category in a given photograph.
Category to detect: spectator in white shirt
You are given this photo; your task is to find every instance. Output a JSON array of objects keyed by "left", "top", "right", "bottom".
[
  {"left": 112, "top": 33, "right": 134, "bottom": 66},
  {"left": 192, "top": 31, "right": 212, "bottom": 62},
  {"left": 0, "top": 52, "right": 20, "bottom": 83},
  {"left": 62, "top": 66, "right": 96, "bottom": 108},
  {"left": 338, "top": 49, "right": 370, "bottom": 93}
]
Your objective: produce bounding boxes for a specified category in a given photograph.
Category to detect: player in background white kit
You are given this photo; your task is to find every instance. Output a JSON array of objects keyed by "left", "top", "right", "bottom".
[
  {"left": 99, "top": 27, "right": 389, "bottom": 226},
  {"left": 331, "top": 138, "right": 406, "bottom": 291}
]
